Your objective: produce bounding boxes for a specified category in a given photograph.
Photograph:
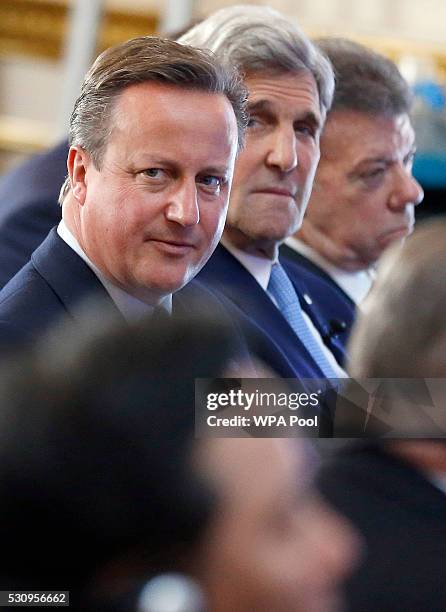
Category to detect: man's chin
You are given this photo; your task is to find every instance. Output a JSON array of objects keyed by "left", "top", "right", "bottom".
[{"left": 379, "top": 225, "right": 412, "bottom": 249}]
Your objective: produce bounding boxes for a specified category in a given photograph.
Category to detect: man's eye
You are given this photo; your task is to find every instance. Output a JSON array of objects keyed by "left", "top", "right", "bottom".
[
  {"left": 142, "top": 168, "right": 164, "bottom": 179},
  {"left": 198, "top": 175, "right": 225, "bottom": 192},
  {"left": 247, "top": 116, "right": 261, "bottom": 128},
  {"left": 362, "top": 167, "right": 386, "bottom": 180},
  {"left": 295, "top": 124, "right": 316, "bottom": 137}
]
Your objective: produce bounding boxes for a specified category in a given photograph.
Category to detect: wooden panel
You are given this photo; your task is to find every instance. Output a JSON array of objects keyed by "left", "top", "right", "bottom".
[{"left": 0, "top": 0, "right": 159, "bottom": 60}]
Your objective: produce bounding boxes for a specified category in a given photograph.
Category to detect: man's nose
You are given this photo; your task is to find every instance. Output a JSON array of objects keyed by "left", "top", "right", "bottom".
[
  {"left": 266, "top": 128, "right": 298, "bottom": 173},
  {"left": 165, "top": 180, "right": 200, "bottom": 227},
  {"left": 389, "top": 167, "right": 424, "bottom": 211}
]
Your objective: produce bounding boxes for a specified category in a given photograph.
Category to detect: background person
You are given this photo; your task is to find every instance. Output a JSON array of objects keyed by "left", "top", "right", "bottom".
[
  {"left": 317, "top": 218, "right": 446, "bottom": 612},
  {"left": 282, "top": 37, "right": 424, "bottom": 352},
  {"left": 0, "top": 311, "right": 358, "bottom": 611},
  {"left": 182, "top": 6, "right": 348, "bottom": 378}
]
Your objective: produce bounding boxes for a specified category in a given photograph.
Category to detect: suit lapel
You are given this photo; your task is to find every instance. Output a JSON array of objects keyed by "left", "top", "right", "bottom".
[
  {"left": 200, "top": 245, "right": 325, "bottom": 377},
  {"left": 31, "top": 228, "right": 123, "bottom": 320}
]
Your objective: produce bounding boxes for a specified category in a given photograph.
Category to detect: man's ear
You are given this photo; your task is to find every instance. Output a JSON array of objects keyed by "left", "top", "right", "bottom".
[{"left": 67, "top": 146, "right": 91, "bottom": 205}]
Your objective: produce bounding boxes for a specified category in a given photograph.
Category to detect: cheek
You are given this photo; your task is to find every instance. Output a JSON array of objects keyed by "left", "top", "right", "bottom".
[
  {"left": 353, "top": 196, "right": 386, "bottom": 232},
  {"left": 299, "top": 144, "right": 320, "bottom": 174},
  {"left": 233, "top": 147, "right": 261, "bottom": 184},
  {"left": 200, "top": 201, "right": 228, "bottom": 241}
]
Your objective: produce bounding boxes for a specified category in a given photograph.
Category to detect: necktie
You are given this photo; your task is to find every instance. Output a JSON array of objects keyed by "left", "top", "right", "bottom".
[{"left": 267, "top": 263, "right": 339, "bottom": 378}]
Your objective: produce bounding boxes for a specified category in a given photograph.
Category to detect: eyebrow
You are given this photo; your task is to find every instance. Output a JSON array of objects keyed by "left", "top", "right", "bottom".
[
  {"left": 133, "top": 157, "right": 230, "bottom": 176},
  {"left": 248, "top": 99, "right": 321, "bottom": 128},
  {"left": 198, "top": 166, "right": 231, "bottom": 177},
  {"left": 352, "top": 146, "right": 418, "bottom": 170}
]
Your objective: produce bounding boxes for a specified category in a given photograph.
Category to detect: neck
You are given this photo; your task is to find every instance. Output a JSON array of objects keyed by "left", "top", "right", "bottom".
[
  {"left": 62, "top": 198, "right": 82, "bottom": 244},
  {"left": 297, "top": 221, "right": 369, "bottom": 272},
  {"left": 222, "top": 227, "right": 278, "bottom": 261},
  {"left": 62, "top": 200, "right": 167, "bottom": 307}
]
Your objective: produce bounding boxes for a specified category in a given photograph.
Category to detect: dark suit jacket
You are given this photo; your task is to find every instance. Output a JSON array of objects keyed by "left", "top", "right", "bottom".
[
  {"left": 0, "top": 140, "right": 68, "bottom": 288},
  {"left": 0, "top": 229, "right": 245, "bottom": 354},
  {"left": 280, "top": 243, "right": 356, "bottom": 360},
  {"left": 317, "top": 443, "right": 446, "bottom": 612},
  {"left": 198, "top": 243, "right": 330, "bottom": 379}
]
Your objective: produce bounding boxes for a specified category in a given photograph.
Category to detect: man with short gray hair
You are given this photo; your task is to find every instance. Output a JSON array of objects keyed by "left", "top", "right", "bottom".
[
  {"left": 185, "top": 6, "right": 345, "bottom": 378},
  {"left": 282, "top": 38, "right": 424, "bottom": 356},
  {"left": 0, "top": 36, "right": 247, "bottom": 348}
]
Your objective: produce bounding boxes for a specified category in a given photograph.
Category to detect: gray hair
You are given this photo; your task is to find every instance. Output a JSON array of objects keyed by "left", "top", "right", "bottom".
[
  {"left": 179, "top": 5, "right": 334, "bottom": 117},
  {"left": 349, "top": 219, "right": 446, "bottom": 378},
  {"left": 59, "top": 35, "right": 248, "bottom": 203},
  {"left": 316, "top": 37, "right": 413, "bottom": 116}
]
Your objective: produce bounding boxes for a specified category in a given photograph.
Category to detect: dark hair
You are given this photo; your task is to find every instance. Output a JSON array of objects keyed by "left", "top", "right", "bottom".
[
  {"left": 0, "top": 310, "right": 245, "bottom": 608},
  {"left": 59, "top": 35, "right": 248, "bottom": 201},
  {"left": 316, "top": 37, "right": 413, "bottom": 116}
]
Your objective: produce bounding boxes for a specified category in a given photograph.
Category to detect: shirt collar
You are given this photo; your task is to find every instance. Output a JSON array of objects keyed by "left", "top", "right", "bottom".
[
  {"left": 285, "top": 236, "right": 374, "bottom": 305},
  {"left": 57, "top": 219, "right": 172, "bottom": 320},
  {"left": 221, "top": 237, "right": 277, "bottom": 291}
]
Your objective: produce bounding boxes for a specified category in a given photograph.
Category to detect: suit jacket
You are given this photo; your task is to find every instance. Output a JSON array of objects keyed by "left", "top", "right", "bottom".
[
  {"left": 317, "top": 443, "right": 446, "bottom": 612},
  {"left": 0, "top": 229, "right": 245, "bottom": 354},
  {"left": 0, "top": 140, "right": 68, "bottom": 288},
  {"left": 280, "top": 243, "right": 356, "bottom": 359},
  {"left": 198, "top": 243, "right": 331, "bottom": 379}
]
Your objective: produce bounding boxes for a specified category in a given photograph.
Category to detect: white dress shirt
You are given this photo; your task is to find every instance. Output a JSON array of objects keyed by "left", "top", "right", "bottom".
[
  {"left": 221, "top": 239, "right": 347, "bottom": 377},
  {"left": 57, "top": 220, "right": 172, "bottom": 321},
  {"left": 285, "top": 236, "right": 375, "bottom": 306}
]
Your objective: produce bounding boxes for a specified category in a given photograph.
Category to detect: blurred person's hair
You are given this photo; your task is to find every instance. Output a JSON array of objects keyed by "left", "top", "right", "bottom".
[
  {"left": 178, "top": 5, "right": 334, "bottom": 117},
  {"left": 59, "top": 35, "right": 248, "bottom": 203},
  {"left": 0, "top": 309, "right": 248, "bottom": 609},
  {"left": 349, "top": 218, "right": 446, "bottom": 378},
  {"left": 316, "top": 37, "right": 413, "bottom": 117}
]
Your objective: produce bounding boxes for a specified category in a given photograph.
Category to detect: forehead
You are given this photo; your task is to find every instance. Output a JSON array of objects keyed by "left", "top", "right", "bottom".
[
  {"left": 322, "top": 110, "right": 416, "bottom": 165},
  {"left": 245, "top": 71, "right": 321, "bottom": 119},
  {"left": 106, "top": 81, "right": 238, "bottom": 164}
]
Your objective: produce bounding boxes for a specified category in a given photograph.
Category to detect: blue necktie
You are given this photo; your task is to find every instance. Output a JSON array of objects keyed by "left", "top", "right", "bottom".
[{"left": 267, "top": 263, "right": 339, "bottom": 378}]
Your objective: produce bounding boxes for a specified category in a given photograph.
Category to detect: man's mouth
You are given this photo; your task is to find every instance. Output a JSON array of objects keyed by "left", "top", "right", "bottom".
[
  {"left": 379, "top": 224, "right": 413, "bottom": 245},
  {"left": 255, "top": 186, "right": 296, "bottom": 198},
  {"left": 148, "top": 238, "right": 196, "bottom": 254}
]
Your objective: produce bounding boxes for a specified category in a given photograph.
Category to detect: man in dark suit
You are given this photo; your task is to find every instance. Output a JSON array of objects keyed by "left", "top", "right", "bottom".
[
  {"left": 181, "top": 7, "right": 346, "bottom": 378},
  {"left": 317, "top": 219, "right": 446, "bottom": 611},
  {"left": 0, "top": 36, "right": 247, "bottom": 349},
  {"left": 281, "top": 38, "right": 424, "bottom": 340},
  {"left": 0, "top": 140, "right": 68, "bottom": 288}
]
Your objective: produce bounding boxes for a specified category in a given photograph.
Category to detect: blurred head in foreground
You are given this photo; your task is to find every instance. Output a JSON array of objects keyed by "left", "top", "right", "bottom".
[
  {"left": 348, "top": 218, "right": 446, "bottom": 458},
  {"left": 350, "top": 218, "right": 446, "bottom": 378},
  {"left": 0, "top": 312, "right": 357, "bottom": 611}
]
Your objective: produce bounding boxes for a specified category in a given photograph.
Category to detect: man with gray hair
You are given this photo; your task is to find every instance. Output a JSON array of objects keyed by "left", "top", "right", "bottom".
[
  {"left": 183, "top": 5, "right": 345, "bottom": 378},
  {"left": 0, "top": 36, "right": 247, "bottom": 348},
  {"left": 282, "top": 38, "right": 424, "bottom": 355}
]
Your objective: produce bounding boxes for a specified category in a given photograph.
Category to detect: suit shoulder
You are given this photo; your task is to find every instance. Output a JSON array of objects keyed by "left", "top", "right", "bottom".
[{"left": 0, "top": 263, "right": 67, "bottom": 348}]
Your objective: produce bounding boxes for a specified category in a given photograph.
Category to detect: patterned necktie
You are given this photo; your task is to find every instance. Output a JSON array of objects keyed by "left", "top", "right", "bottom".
[{"left": 267, "top": 262, "right": 339, "bottom": 378}]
